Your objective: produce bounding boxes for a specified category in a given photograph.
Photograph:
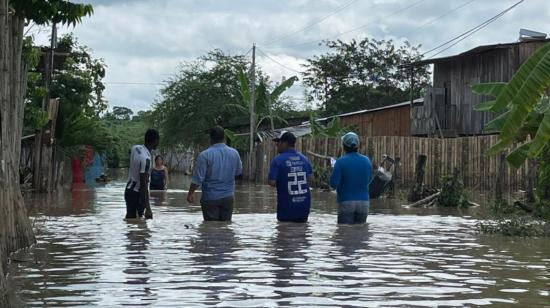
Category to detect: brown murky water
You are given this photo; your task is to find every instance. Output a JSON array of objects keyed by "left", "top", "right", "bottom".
[{"left": 7, "top": 173, "right": 550, "bottom": 307}]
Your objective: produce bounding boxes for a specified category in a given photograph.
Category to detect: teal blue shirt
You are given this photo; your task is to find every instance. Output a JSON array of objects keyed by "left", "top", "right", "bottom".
[{"left": 330, "top": 152, "right": 372, "bottom": 202}]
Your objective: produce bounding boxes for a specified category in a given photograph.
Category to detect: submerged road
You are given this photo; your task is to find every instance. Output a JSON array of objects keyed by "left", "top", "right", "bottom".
[{"left": 7, "top": 174, "right": 550, "bottom": 307}]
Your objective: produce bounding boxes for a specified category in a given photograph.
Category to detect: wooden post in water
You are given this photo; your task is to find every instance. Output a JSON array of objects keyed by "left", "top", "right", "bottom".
[
  {"left": 525, "top": 158, "right": 536, "bottom": 203},
  {"left": 408, "top": 154, "right": 427, "bottom": 202},
  {"left": 495, "top": 153, "right": 506, "bottom": 202}
]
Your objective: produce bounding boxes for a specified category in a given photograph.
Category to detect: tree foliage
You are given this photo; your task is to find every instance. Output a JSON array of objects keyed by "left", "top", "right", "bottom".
[
  {"left": 309, "top": 115, "right": 355, "bottom": 138},
  {"left": 10, "top": 0, "right": 93, "bottom": 26},
  {"left": 302, "top": 38, "right": 430, "bottom": 116},
  {"left": 24, "top": 34, "right": 110, "bottom": 152},
  {"left": 151, "top": 50, "right": 260, "bottom": 147},
  {"left": 472, "top": 43, "right": 550, "bottom": 168},
  {"left": 473, "top": 42, "right": 550, "bottom": 210},
  {"left": 101, "top": 111, "right": 148, "bottom": 168},
  {"left": 111, "top": 106, "right": 134, "bottom": 120},
  {"left": 226, "top": 71, "right": 298, "bottom": 131}
]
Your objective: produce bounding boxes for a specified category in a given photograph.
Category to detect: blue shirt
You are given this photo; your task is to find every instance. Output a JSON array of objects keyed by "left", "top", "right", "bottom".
[
  {"left": 268, "top": 149, "right": 313, "bottom": 221},
  {"left": 330, "top": 152, "right": 372, "bottom": 202},
  {"left": 192, "top": 143, "right": 243, "bottom": 201}
]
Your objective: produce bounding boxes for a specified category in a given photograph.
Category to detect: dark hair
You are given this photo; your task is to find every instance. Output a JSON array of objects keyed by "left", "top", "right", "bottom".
[
  {"left": 343, "top": 145, "right": 358, "bottom": 153},
  {"left": 209, "top": 126, "right": 225, "bottom": 143},
  {"left": 155, "top": 155, "right": 163, "bottom": 163},
  {"left": 280, "top": 132, "right": 296, "bottom": 147},
  {"left": 145, "top": 128, "right": 160, "bottom": 144}
]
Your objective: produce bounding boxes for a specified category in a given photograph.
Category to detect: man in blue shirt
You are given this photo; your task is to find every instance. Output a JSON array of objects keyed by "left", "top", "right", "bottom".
[
  {"left": 330, "top": 132, "right": 373, "bottom": 224},
  {"left": 187, "top": 126, "right": 243, "bottom": 221},
  {"left": 268, "top": 131, "right": 313, "bottom": 222}
]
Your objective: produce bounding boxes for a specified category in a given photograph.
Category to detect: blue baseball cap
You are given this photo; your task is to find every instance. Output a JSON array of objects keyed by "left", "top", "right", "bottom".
[{"left": 342, "top": 132, "right": 359, "bottom": 149}]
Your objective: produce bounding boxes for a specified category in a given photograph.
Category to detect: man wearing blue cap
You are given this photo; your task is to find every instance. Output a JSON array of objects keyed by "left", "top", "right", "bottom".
[
  {"left": 268, "top": 131, "right": 314, "bottom": 222},
  {"left": 330, "top": 132, "right": 373, "bottom": 224}
]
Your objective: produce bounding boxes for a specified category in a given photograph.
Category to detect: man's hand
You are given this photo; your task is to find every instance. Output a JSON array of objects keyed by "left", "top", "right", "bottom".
[
  {"left": 187, "top": 192, "right": 194, "bottom": 204},
  {"left": 144, "top": 207, "right": 153, "bottom": 219}
]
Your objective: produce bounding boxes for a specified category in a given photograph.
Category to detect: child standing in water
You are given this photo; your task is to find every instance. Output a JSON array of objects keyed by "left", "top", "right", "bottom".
[{"left": 150, "top": 155, "right": 169, "bottom": 190}]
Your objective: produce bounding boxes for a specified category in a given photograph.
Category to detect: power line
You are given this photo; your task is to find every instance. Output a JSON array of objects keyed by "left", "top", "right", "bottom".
[
  {"left": 400, "top": 0, "right": 477, "bottom": 39},
  {"left": 270, "top": 0, "right": 427, "bottom": 50},
  {"left": 263, "top": 0, "right": 360, "bottom": 46},
  {"left": 105, "top": 82, "right": 164, "bottom": 86},
  {"left": 421, "top": 0, "right": 524, "bottom": 58},
  {"left": 257, "top": 48, "right": 303, "bottom": 74},
  {"left": 243, "top": 47, "right": 253, "bottom": 57}
]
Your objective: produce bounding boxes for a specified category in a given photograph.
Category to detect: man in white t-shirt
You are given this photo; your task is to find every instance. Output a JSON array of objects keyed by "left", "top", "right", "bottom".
[{"left": 125, "top": 129, "right": 160, "bottom": 219}]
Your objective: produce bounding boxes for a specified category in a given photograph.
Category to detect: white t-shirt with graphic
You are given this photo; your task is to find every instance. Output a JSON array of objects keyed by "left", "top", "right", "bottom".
[{"left": 126, "top": 145, "right": 152, "bottom": 192}]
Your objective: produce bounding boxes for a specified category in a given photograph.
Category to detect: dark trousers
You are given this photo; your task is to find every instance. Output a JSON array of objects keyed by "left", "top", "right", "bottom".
[
  {"left": 200, "top": 196, "right": 234, "bottom": 221},
  {"left": 125, "top": 189, "right": 145, "bottom": 218}
]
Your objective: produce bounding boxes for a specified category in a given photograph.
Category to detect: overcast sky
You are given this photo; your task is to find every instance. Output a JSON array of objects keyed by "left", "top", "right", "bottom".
[{"left": 30, "top": 0, "right": 549, "bottom": 112}]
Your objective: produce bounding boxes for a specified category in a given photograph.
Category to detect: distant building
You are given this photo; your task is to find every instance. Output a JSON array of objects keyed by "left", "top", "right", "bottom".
[
  {"left": 405, "top": 38, "right": 550, "bottom": 136},
  {"left": 314, "top": 99, "right": 423, "bottom": 137}
]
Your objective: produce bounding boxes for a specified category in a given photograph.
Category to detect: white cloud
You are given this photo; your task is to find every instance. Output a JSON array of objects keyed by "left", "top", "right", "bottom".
[{"left": 28, "top": 0, "right": 550, "bottom": 111}]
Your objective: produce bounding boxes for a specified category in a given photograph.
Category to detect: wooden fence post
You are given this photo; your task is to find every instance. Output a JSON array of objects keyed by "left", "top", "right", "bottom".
[
  {"left": 408, "top": 154, "right": 427, "bottom": 202},
  {"left": 495, "top": 153, "right": 506, "bottom": 202}
]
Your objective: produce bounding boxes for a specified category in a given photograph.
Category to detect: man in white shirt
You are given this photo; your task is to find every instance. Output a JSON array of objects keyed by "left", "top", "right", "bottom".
[{"left": 125, "top": 129, "right": 160, "bottom": 219}]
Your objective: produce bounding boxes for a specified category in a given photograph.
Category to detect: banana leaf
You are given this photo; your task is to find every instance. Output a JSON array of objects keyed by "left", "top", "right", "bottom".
[
  {"left": 528, "top": 107, "right": 550, "bottom": 157},
  {"left": 506, "top": 142, "right": 532, "bottom": 169}
]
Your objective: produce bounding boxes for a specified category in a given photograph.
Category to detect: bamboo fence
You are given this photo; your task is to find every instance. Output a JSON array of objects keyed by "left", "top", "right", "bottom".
[{"left": 244, "top": 135, "right": 536, "bottom": 192}]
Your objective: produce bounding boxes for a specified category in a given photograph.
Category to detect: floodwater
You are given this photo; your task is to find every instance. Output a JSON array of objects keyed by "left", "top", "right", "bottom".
[{"left": 7, "top": 173, "right": 550, "bottom": 307}]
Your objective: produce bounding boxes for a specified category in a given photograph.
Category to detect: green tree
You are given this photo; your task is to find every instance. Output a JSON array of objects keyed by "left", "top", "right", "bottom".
[
  {"left": 102, "top": 110, "right": 148, "bottom": 168},
  {"left": 226, "top": 72, "right": 298, "bottom": 131},
  {"left": 151, "top": 50, "right": 256, "bottom": 147},
  {"left": 25, "top": 34, "right": 111, "bottom": 153},
  {"left": 303, "top": 38, "right": 430, "bottom": 116},
  {"left": 1, "top": 0, "right": 92, "bottom": 303},
  {"left": 473, "top": 42, "right": 550, "bottom": 213},
  {"left": 112, "top": 106, "right": 134, "bottom": 121}
]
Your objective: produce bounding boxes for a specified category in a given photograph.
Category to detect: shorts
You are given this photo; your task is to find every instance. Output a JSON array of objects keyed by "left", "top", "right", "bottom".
[
  {"left": 125, "top": 189, "right": 145, "bottom": 218},
  {"left": 338, "top": 200, "right": 370, "bottom": 224},
  {"left": 200, "top": 196, "right": 234, "bottom": 221}
]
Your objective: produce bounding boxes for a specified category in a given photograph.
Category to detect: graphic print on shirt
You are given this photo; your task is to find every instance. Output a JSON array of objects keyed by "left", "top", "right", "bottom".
[{"left": 284, "top": 156, "right": 310, "bottom": 204}]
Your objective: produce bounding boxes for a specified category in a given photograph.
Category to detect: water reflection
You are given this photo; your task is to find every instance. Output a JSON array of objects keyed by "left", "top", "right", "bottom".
[
  {"left": 123, "top": 220, "right": 155, "bottom": 305},
  {"left": 150, "top": 191, "right": 168, "bottom": 207},
  {"left": 189, "top": 222, "right": 239, "bottom": 303},
  {"left": 7, "top": 173, "right": 550, "bottom": 307},
  {"left": 272, "top": 222, "right": 311, "bottom": 282}
]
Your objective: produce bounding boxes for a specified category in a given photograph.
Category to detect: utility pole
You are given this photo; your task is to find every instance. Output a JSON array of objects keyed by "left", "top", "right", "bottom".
[
  {"left": 34, "top": 22, "right": 57, "bottom": 191},
  {"left": 248, "top": 44, "right": 256, "bottom": 182}
]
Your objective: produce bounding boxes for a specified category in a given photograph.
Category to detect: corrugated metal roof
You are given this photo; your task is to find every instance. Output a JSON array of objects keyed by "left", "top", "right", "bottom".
[
  {"left": 235, "top": 98, "right": 422, "bottom": 141},
  {"left": 303, "top": 98, "right": 423, "bottom": 124},
  {"left": 402, "top": 38, "right": 550, "bottom": 67},
  {"left": 234, "top": 125, "right": 312, "bottom": 141}
]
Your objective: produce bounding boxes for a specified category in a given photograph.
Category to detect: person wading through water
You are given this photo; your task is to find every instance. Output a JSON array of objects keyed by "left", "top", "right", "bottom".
[
  {"left": 330, "top": 132, "right": 373, "bottom": 224},
  {"left": 125, "top": 129, "right": 160, "bottom": 219},
  {"left": 150, "top": 155, "right": 169, "bottom": 190},
  {"left": 187, "top": 126, "right": 243, "bottom": 221},
  {"left": 268, "top": 131, "right": 314, "bottom": 223}
]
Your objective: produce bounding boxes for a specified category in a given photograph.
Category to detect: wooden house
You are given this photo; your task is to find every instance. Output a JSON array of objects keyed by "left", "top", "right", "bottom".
[
  {"left": 406, "top": 38, "right": 550, "bottom": 136},
  {"left": 315, "top": 98, "right": 422, "bottom": 137}
]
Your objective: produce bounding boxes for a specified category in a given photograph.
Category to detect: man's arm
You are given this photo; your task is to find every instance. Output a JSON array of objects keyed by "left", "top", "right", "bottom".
[
  {"left": 187, "top": 183, "right": 200, "bottom": 203},
  {"left": 140, "top": 172, "right": 152, "bottom": 219},
  {"left": 329, "top": 161, "right": 341, "bottom": 189},
  {"left": 268, "top": 159, "right": 278, "bottom": 187},
  {"left": 187, "top": 154, "right": 206, "bottom": 203}
]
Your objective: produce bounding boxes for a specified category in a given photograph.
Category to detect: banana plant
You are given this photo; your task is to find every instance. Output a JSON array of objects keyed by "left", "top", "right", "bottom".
[
  {"left": 309, "top": 114, "right": 355, "bottom": 138},
  {"left": 225, "top": 71, "right": 298, "bottom": 131},
  {"left": 472, "top": 42, "right": 550, "bottom": 168}
]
